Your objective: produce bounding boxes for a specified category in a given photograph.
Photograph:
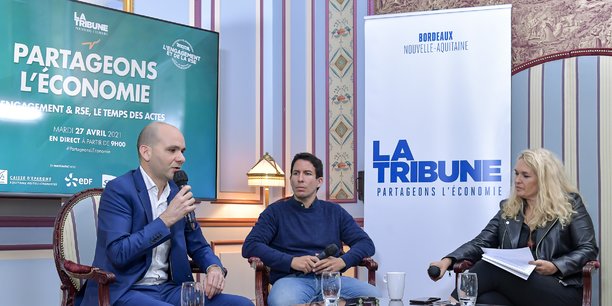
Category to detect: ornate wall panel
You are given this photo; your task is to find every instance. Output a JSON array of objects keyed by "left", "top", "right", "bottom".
[{"left": 327, "top": 0, "right": 357, "bottom": 201}]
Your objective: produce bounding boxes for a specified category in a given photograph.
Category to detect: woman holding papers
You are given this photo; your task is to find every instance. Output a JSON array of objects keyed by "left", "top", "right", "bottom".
[{"left": 428, "top": 148, "right": 598, "bottom": 306}]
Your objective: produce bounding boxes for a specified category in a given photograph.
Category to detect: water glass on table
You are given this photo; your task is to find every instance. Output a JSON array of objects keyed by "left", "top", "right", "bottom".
[
  {"left": 321, "top": 271, "right": 341, "bottom": 306},
  {"left": 458, "top": 272, "right": 478, "bottom": 306},
  {"left": 181, "top": 281, "right": 204, "bottom": 306}
]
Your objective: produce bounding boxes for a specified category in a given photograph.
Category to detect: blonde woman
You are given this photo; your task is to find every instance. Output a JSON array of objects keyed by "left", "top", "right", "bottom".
[{"left": 429, "top": 148, "right": 598, "bottom": 306}]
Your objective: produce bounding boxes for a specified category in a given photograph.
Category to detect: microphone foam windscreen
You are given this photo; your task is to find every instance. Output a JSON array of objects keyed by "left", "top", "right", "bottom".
[
  {"left": 324, "top": 244, "right": 339, "bottom": 256},
  {"left": 173, "top": 170, "right": 189, "bottom": 186},
  {"left": 428, "top": 266, "right": 441, "bottom": 278}
]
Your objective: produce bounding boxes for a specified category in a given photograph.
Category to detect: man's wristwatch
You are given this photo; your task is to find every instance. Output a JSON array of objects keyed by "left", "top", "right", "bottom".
[{"left": 206, "top": 264, "right": 228, "bottom": 277}]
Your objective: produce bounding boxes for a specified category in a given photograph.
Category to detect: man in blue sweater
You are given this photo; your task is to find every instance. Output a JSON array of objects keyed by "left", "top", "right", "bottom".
[{"left": 242, "top": 152, "right": 380, "bottom": 306}]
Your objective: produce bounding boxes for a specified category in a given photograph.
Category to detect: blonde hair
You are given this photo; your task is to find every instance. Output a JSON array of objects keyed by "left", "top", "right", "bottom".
[{"left": 502, "top": 148, "right": 578, "bottom": 229}]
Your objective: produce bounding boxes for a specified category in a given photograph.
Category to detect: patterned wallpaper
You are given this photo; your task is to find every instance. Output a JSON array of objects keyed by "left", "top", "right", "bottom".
[
  {"left": 372, "top": 0, "right": 612, "bottom": 69},
  {"left": 327, "top": 0, "right": 356, "bottom": 201}
]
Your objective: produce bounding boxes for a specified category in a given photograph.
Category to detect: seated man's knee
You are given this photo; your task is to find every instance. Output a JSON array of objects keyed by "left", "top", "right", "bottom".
[
  {"left": 208, "top": 293, "right": 254, "bottom": 306},
  {"left": 356, "top": 283, "right": 380, "bottom": 298},
  {"left": 338, "top": 277, "right": 380, "bottom": 298},
  {"left": 226, "top": 295, "right": 254, "bottom": 306},
  {"left": 268, "top": 287, "right": 309, "bottom": 306},
  {"left": 267, "top": 277, "right": 314, "bottom": 306}
]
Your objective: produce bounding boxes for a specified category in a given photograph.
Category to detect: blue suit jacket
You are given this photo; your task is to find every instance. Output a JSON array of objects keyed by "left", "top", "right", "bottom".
[{"left": 80, "top": 169, "right": 222, "bottom": 306}]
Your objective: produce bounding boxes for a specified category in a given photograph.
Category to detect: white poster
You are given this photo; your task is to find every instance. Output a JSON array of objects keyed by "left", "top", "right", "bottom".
[{"left": 364, "top": 5, "right": 512, "bottom": 299}]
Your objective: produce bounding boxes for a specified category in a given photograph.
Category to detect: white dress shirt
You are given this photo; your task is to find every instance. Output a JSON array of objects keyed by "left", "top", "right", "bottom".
[{"left": 135, "top": 166, "right": 172, "bottom": 285}]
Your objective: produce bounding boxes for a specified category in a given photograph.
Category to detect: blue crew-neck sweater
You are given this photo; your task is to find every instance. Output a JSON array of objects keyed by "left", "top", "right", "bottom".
[{"left": 242, "top": 196, "right": 375, "bottom": 284}]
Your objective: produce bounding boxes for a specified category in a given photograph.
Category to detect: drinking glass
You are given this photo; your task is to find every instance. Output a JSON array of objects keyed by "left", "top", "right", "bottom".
[
  {"left": 181, "top": 281, "right": 204, "bottom": 306},
  {"left": 458, "top": 272, "right": 478, "bottom": 306},
  {"left": 321, "top": 271, "right": 341, "bottom": 306}
]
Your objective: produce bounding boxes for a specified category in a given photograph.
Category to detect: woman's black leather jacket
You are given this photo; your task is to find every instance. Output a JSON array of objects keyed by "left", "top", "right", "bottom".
[{"left": 446, "top": 193, "right": 598, "bottom": 287}]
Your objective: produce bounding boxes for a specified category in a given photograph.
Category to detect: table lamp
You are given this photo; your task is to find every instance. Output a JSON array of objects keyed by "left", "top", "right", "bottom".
[{"left": 246, "top": 152, "right": 285, "bottom": 206}]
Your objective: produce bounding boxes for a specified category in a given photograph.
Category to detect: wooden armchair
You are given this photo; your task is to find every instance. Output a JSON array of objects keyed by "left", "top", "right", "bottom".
[
  {"left": 453, "top": 259, "right": 600, "bottom": 306},
  {"left": 53, "top": 188, "right": 206, "bottom": 306},
  {"left": 248, "top": 256, "right": 378, "bottom": 306},
  {"left": 53, "top": 188, "right": 114, "bottom": 306}
]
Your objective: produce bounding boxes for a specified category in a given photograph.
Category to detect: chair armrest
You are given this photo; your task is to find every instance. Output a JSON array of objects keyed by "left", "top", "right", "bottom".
[
  {"left": 358, "top": 257, "right": 378, "bottom": 286},
  {"left": 248, "top": 256, "right": 268, "bottom": 272},
  {"left": 189, "top": 260, "right": 204, "bottom": 274},
  {"left": 582, "top": 260, "right": 600, "bottom": 306},
  {"left": 452, "top": 260, "right": 473, "bottom": 292},
  {"left": 62, "top": 260, "right": 115, "bottom": 306},
  {"left": 582, "top": 260, "right": 600, "bottom": 275},
  {"left": 63, "top": 259, "right": 115, "bottom": 285},
  {"left": 358, "top": 257, "right": 378, "bottom": 271},
  {"left": 453, "top": 260, "right": 473, "bottom": 274},
  {"left": 248, "top": 257, "right": 270, "bottom": 306}
]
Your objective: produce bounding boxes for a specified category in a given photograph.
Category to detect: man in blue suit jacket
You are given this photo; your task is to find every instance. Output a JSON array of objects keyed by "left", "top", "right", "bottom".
[{"left": 80, "top": 122, "right": 252, "bottom": 306}]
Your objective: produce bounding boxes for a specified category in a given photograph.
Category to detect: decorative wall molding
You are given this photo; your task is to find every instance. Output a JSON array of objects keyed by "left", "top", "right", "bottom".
[
  {"left": 210, "top": 239, "right": 244, "bottom": 253},
  {"left": 512, "top": 48, "right": 612, "bottom": 74},
  {"left": 0, "top": 244, "right": 52, "bottom": 251},
  {"left": 281, "top": 0, "right": 289, "bottom": 198},
  {"left": 210, "top": 199, "right": 263, "bottom": 205},
  {"left": 326, "top": 0, "right": 357, "bottom": 202},
  {"left": 0, "top": 216, "right": 54, "bottom": 227},
  {"left": 211, "top": 0, "right": 266, "bottom": 205},
  {"left": 198, "top": 218, "right": 258, "bottom": 227},
  {"left": 198, "top": 217, "right": 364, "bottom": 227},
  {"left": 191, "top": 0, "right": 201, "bottom": 27}
]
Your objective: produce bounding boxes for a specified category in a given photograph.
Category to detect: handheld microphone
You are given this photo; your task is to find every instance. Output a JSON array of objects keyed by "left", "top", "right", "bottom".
[
  {"left": 173, "top": 170, "right": 196, "bottom": 230},
  {"left": 317, "top": 244, "right": 339, "bottom": 260},
  {"left": 427, "top": 265, "right": 441, "bottom": 278}
]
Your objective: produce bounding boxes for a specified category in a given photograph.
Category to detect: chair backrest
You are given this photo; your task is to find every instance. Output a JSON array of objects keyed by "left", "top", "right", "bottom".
[{"left": 53, "top": 188, "right": 104, "bottom": 293}]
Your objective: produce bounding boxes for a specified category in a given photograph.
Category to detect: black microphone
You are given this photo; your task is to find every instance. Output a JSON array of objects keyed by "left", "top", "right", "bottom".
[
  {"left": 317, "top": 244, "right": 339, "bottom": 260},
  {"left": 173, "top": 170, "right": 196, "bottom": 230},
  {"left": 428, "top": 265, "right": 441, "bottom": 278}
]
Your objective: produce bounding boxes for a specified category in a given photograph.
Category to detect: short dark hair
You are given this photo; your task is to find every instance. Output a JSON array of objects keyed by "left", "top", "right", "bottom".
[{"left": 290, "top": 152, "right": 323, "bottom": 178}]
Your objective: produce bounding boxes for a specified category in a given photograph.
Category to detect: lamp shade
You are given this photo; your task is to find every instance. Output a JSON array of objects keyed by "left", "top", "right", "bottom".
[{"left": 246, "top": 152, "right": 285, "bottom": 187}]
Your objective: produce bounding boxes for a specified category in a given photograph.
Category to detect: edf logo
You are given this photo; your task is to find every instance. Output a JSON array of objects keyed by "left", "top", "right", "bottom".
[
  {"left": 64, "top": 173, "right": 93, "bottom": 187},
  {"left": 372, "top": 140, "right": 501, "bottom": 183}
]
